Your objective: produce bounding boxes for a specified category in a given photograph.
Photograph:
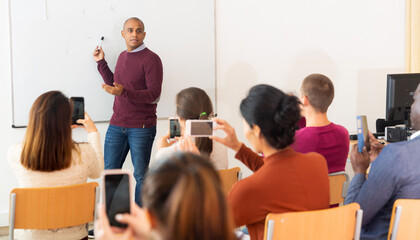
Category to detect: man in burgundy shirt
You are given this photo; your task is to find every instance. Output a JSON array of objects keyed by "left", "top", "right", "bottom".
[
  {"left": 291, "top": 74, "right": 349, "bottom": 173},
  {"left": 93, "top": 17, "right": 163, "bottom": 206}
]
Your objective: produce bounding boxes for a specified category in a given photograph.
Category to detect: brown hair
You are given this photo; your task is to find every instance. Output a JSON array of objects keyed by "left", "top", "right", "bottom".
[
  {"left": 142, "top": 152, "right": 235, "bottom": 240},
  {"left": 301, "top": 73, "right": 335, "bottom": 113},
  {"left": 21, "top": 91, "right": 77, "bottom": 171},
  {"left": 176, "top": 87, "right": 214, "bottom": 156}
]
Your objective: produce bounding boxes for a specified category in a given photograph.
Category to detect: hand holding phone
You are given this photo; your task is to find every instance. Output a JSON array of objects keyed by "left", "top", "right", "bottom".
[
  {"left": 74, "top": 112, "right": 98, "bottom": 133},
  {"left": 71, "top": 97, "right": 84, "bottom": 125},
  {"left": 186, "top": 120, "right": 215, "bottom": 137},
  {"left": 169, "top": 117, "right": 181, "bottom": 139},
  {"left": 102, "top": 169, "right": 133, "bottom": 229}
]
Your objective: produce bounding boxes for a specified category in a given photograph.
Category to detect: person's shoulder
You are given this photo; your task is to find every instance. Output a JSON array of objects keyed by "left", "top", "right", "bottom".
[
  {"left": 294, "top": 149, "right": 326, "bottom": 163},
  {"left": 330, "top": 122, "right": 349, "bottom": 133},
  {"left": 301, "top": 150, "right": 324, "bottom": 159},
  {"left": 295, "top": 127, "right": 319, "bottom": 139},
  {"left": 327, "top": 122, "right": 349, "bottom": 141},
  {"left": 143, "top": 48, "right": 159, "bottom": 57},
  {"left": 386, "top": 137, "right": 420, "bottom": 156},
  {"left": 212, "top": 139, "right": 227, "bottom": 150},
  {"left": 8, "top": 143, "right": 23, "bottom": 161},
  {"left": 118, "top": 50, "right": 128, "bottom": 57}
]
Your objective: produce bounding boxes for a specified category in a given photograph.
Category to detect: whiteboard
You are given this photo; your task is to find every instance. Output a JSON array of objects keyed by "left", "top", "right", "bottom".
[{"left": 9, "top": 0, "right": 215, "bottom": 127}]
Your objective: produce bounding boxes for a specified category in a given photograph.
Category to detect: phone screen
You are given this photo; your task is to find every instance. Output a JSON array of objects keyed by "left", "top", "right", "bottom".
[
  {"left": 105, "top": 174, "right": 131, "bottom": 228},
  {"left": 71, "top": 97, "right": 84, "bottom": 125},
  {"left": 170, "top": 119, "right": 181, "bottom": 138},
  {"left": 191, "top": 121, "right": 213, "bottom": 136}
]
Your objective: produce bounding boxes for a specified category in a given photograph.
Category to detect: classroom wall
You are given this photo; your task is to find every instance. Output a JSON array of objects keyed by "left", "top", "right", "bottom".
[
  {"left": 0, "top": 0, "right": 406, "bottom": 226},
  {"left": 215, "top": 0, "right": 406, "bottom": 176}
]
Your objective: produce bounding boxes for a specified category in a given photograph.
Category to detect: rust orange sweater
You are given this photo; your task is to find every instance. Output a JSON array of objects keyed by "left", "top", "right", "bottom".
[{"left": 228, "top": 144, "right": 330, "bottom": 240}]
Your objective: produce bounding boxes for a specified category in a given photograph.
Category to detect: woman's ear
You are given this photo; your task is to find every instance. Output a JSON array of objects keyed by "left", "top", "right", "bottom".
[
  {"left": 252, "top": 124, "right": 262, "bottom": 138},
  {"left": 145, "top": 209, "right": 158, "bottom": 229}
]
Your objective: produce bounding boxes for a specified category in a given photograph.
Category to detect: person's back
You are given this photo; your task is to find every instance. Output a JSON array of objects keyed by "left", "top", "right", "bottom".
[
  {"left": 293, "top": 74, "right": 349, "bottom": 173},
  {"left": 345, "top": 83, "right": 420, "bottom": 240},
  {"left": 293, "top": 122, "right": 349, "bottom": 173},
  {"left": 346, "top": 134, "right": 420, "bottom": 239},
  {"left": 95, "top": 152, "right": 236, "bottom": 240},
  {"left": 212, "top": 84, "right": 330, "bottom": 240},
  {"left": 8, "top": 91, "right": 103, "bottom": 240},
  {"left": 156, "top": 139, "right": 228, "bottom": 170},
  {"left": 230, "top": 146, "right": 330, "bottom": 240},
  {"left": 156, "top": 87, "right": 228, "bottom": 169}
]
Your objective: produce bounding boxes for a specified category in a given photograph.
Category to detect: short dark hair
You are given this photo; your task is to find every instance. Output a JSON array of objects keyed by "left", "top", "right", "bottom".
[
  {"left": 301, "top": 74, "right": 334, "bottom": 113},
  {"left": 240, "top": 84, "right": 301, "bottom": 149}
]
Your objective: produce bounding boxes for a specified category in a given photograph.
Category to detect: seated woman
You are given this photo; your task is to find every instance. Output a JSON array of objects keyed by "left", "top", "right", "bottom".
[
  {"left": 8, "top": 91, "right": 104, "bottom": 240},
  {"left": 95, "top": 152, "right": 236, "bottom": 240},
  {"left": 211, "top": 84, "right": 330, "bottom": 240},
  {"left": 156, "top": 87, "right": 228, "bottom": 170}
]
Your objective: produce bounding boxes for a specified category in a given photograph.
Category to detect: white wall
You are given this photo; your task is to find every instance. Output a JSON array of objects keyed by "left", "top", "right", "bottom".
[
  {"left": 216, "top": 0, "right": 405, "bottom": 176},
  {"left": 0, "top": 0, "right": 406, "bottom": 226}
]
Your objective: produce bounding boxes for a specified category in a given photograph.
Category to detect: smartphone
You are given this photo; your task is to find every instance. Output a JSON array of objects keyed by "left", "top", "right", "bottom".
[
  {"left": 186, "top": 120, "right": 215, "bottom": 137},
  {"left": 102, "top": 169, "right": 133, "bottom": 228},
  {"left": 70, "top": 97, "right": 84, "bottom": 125},
  {"left": 169, "top": 117, "right": 181, "bottom": 139}
]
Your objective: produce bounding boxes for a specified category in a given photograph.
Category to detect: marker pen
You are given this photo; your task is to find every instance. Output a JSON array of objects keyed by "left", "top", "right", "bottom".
[{"left": 97, "top": 36, "right": 104, "bottom": 50}]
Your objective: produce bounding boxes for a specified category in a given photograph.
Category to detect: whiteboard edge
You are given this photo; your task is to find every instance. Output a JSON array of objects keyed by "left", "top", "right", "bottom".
[{"left": 8, "top": 0, "right": 16, "bottom": 127}]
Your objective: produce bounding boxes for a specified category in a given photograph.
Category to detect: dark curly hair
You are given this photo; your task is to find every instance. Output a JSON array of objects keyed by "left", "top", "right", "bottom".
[{"left": 240, "top": 84, "right": 301, "bottom": 149}]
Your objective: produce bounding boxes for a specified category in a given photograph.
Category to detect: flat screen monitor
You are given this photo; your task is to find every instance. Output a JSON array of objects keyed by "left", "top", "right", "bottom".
[{"left": 386, "top": 73, "right": 420, "bottom": 126}]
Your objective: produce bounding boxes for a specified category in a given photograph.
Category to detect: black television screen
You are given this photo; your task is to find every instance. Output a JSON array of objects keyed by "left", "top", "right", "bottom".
[{"left": 386, "top": 73, "right": 420, "bottom": 126}]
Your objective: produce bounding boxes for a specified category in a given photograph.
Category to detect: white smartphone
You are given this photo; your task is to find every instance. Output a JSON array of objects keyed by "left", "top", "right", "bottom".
[
  {"left": 186, "top": 119, "right": 215, "bottom": 137},
  {"left": 101, "top": 169, "right": 133, "bottom": 229},
  {"left": 169, "top": 117, "right": 181, "bottom": 139}
]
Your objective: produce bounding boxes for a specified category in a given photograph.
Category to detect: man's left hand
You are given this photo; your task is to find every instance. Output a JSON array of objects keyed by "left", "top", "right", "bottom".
[
  {"left": 102, "top": 82, "right": 124, "bottom": 96},
  {"left": 350, "top": 144, "right": 371, "bottom": 175}
]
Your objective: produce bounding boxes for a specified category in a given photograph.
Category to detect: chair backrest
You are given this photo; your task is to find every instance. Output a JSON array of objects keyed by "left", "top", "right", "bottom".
[
  {"left": 9, "top": 182, "right": 99, "bottom": 235},
  {"left": 388, "top": 199, "right": 420, "bottom": 240},
  {"left": 218, "top": 167, "right": 241, "bottom": 196},
  {"left": 263, "top": 203, "right": 363, "bottom": 240},
  {"left": 328, "top": 171, "right": 350, "bottom": 205}
]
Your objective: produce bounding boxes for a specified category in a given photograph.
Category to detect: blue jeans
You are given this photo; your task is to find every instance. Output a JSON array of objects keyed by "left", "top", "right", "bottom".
[{"left": 104, "top": 125, "right": 156, "bottom": 206}]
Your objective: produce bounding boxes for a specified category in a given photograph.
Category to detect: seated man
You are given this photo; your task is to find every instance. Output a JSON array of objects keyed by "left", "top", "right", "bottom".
[
  {"left": 291, "top": 73, "right": 349, "bottom": 173},
  {"left": 345, "top": 83, "right": 420, "bottom": 240}
]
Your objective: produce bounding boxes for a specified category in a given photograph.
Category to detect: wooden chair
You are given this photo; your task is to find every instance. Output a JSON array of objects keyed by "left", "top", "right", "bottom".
[
  {"left": 263, "top": 203, "right": 363, "bottom": 240},
  {"left": 218, "top": 167, "right": 242, "bottom": 196},
  {"left": 9, "top": 182, "right": 100, "bottom": 240},
  {"left": 329, "top": 171, "right": 350, "bottom": 205},
  {"left": 388, "top": 199, "right": 420, "bottom": 240}
]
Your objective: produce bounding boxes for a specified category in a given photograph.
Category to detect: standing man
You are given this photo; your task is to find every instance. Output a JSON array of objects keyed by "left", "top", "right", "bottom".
[{"left": 93, "top": 17, "right": 163, "bottom": 206}]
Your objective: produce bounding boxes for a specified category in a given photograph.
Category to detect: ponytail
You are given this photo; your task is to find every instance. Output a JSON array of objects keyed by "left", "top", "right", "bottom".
[{"left": 176, "top": 88, "right": 214, "bottom": 156}]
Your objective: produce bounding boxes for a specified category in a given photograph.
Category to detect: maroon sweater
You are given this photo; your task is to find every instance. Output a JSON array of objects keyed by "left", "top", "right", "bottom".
[
  {"left": 97, "top": 48, "right": 163, "bottom": 128},
  {"left": 291, "top": 122, "right": 349, "bottom": 173}
]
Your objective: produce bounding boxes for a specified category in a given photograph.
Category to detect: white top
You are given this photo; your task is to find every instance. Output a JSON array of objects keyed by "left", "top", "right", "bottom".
[
  {"left": 410, "top": 130, "right": 420, "bottom": 140},
  {"left": 8, "top": 132, "right": 104, "bottom": 240},
  {"left": 155, "top": 139, "right": 228, "bottom": 170}
]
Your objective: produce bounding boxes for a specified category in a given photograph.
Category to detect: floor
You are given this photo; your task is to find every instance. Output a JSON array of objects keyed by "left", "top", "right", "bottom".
[
  {"left": 0, "top": 224, "right": 94, "bottom": 239},
  {"left": 0, "top": 226, "right": 8, "bottom": 240}
]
